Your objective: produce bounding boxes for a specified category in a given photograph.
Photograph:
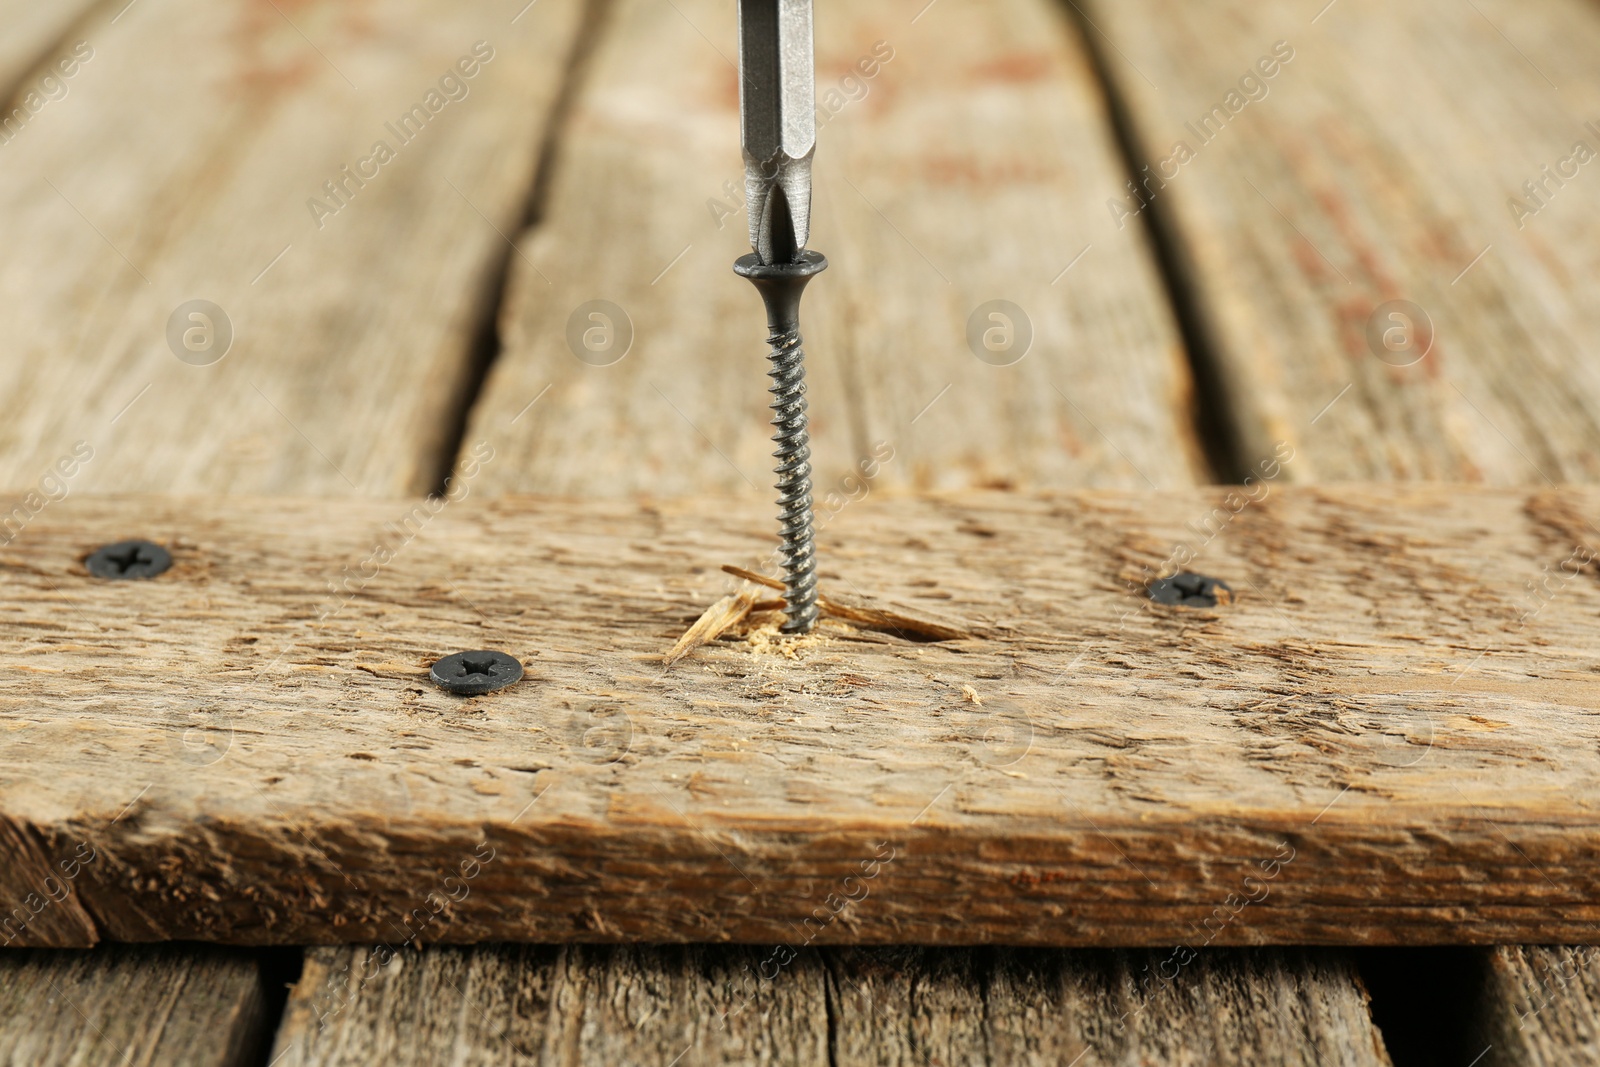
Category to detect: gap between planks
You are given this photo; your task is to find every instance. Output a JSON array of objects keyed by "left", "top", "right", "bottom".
[
  {"left": 1079, "top": 0, "right": 1600, "bottom": 484},
  {"left": 0, "top": 0, "right": 586, "bottom": 495},
  {"left": 0, "top": 944, "right": 274, "bottom": 1066},
  {"left": 461, "top": 0, "right": 1209, "bottom": 497}
]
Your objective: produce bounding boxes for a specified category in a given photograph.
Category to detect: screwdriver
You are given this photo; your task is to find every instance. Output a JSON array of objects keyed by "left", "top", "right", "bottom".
[{"left": 734, "top": 0, "right": 827, "bottom": 635}]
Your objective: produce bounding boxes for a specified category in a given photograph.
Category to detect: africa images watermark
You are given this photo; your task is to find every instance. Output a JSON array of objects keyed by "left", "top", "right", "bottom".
[
  {"left": 0, "top": 41, "right": 94, "bottom": 147},
  {"left": 307, "top": 41, "right": 496, "bottom": 230},
  {"left": 0, "top": 441, "right": 94, "bottom": 545},
  {"left": 1511, "top": 947, "right": 1600, "bottom": 1034},
  {"left": 1108, "top": 40, "right": 1296, "bottom": 229},
  {"left": 715, "top": 841, "right": 897, "bottom": 1031},
  {"left": 1, "top": 841, "right": 98, "bottom": 946},
  {"left": 1116, "top": 442, "right": 1296, "bottom": 616},
  {"left": 744, "top": 441, "right": 895, "bottom": 590},
  {"left": 1512, "top": 542, "right": 1596, "bottom": 631},
  {"left": 315, "top": 440, "right": 493, "bottom": 620},
  {"left": 1507, "top": 121, "right": 1600, "bottom": 230},
  {"left": 706, "top": 40, "right": 896, "bottom": 231},
  {"left": 1111, "top": 840, "right": 1297, "bottom": 1034},
  {"left": 307, "top": 838, "right": 499, "bottom": 1030}
]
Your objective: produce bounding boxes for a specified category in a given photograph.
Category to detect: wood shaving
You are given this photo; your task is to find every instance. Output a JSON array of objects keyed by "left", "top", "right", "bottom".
[
  {"left": 663, "top": 590, "right": 758, "bottom": 667},
  {"left": 720, "top": 564, "right": 974, "bottom": 640},
  {"left": 818, "top": 591, "right": 972, "bottom": 642},
  {"left": 662, "top": 565, "right": 977, "bottom": 665}
]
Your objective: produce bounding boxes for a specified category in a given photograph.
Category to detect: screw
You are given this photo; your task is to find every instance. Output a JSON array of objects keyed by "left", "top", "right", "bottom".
[
  {"left": 1148, "top": 572, "right": 1233, "bottom": 608},
  {"left": 86, "top": 539, "right": 173, "bottom": 580},
  {"left": 735, "top": 252, "right": 825, "bottom": 634},
  {"left": 429, "top": 650, "right": 524, "bottom": 696}
]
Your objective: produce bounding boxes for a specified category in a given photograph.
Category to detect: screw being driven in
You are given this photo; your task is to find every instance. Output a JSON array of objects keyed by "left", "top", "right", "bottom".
[{"left": 735, "top": 0, "right": 824, "bottom": 634}]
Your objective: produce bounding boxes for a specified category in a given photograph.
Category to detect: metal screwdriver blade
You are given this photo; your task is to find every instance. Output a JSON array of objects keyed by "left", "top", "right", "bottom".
[
  {"left": 738, "top": 0, "right": 815, "bottom": 265},
  {"left": 735, "top": 0, "right": 824, "bottom": 634}
]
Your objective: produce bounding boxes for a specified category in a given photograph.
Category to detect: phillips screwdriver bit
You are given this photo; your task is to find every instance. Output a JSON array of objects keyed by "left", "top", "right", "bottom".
[{"left": 733, "top": 0, "right": 827, "bottom": 635}]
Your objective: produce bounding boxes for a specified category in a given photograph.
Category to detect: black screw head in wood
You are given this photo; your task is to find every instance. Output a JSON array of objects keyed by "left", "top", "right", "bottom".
[
  {"left": 1148, "top": 572, "right": 1233, "bottom": 608},
  {"left": 429, "top": 650, "right": 524, "bottom": 696},
  {"left": 85, "top": 539, "right": 172, "bottom": 580}
]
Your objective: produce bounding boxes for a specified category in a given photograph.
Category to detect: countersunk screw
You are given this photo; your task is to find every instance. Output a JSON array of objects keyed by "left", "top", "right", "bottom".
[
  {"left": 429, "top": 650, "right": 524, "bottom": 696},
  {"left": 1148, "top": 572, "right": 1233, "bottom": 608},
  {"left": 735, "top": 252, "right": 825, "bottom": 635},
  {"left": 86, "top": 539, "right": 172, "bottom": 580}
]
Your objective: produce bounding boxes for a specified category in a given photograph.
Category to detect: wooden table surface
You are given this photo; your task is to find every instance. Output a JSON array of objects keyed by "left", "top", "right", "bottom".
[{"left": 1, "top": 0, "right": 1598, "bottom": 1063}]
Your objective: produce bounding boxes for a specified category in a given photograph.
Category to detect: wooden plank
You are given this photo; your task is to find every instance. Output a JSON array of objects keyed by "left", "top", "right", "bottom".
[
  {"left": 0, "top": 944, "right": 270, "bottom": 1066},
  {"left": 1476, "top": 946, "right": 1600, "bottom": 1065},
  {"left": 436, "top": 1, "right": 1367, "bottom": 1049},
  {"left": 4, "top": 485, "right": 1600, "bottom": 946},
  {"left": 1082, "top": 0, "right": 1600, "bottom": 483},
  {"left": 833, "top": 947, "right": 1390, "bottom": 1066},
  {"left": 271, "top": 945, "right": 1390, "bottom": 1065},
  {"left": 271, "top": 945, "right": 829, "bottom": 1066},
  {"left": 0, "top": 0, "right": 583, "bottom": 495},
  {"left": 465, "top": 0, "right": 1205, "bottom": 496},
  {"left": 0, "top": 0, "right": 102, "bottom": 99}
]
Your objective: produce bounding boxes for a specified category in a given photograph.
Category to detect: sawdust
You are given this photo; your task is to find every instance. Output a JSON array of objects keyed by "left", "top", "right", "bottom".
[{"left": 740, "top": 616, "right": 846, "bottom": 659}]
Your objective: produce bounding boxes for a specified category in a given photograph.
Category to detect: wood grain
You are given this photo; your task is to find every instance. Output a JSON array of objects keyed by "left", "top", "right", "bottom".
[
  {"left": 832, "top": 947, "right": 1390, "bottom": 1066},
  {"left": 3, "top": 486, "right": 1600, "bottom": 946},
  {"left": 271, "top": 944, "right": 829, "bottom": 1066},
  {"left": 0, "top": 0, "right": 582, "bottom": 496},
  {"left": 1477, "top": 945, "right": 1600, "bottom": 1065},
  {"left": 465, "top": 0, "right": 1204, "bottom": 496},
  {"left": 272, "top": 944, "right": 1389, "bottom": 1065},
  {"left": 0, "top": 944, "right": 270, "bottom": 1066},
  {"left": 1082, "top": 0, "right": 1600, "bottom": 483},
  {"left": 0, "top": 0, "right": 101, "bottom": 98}
]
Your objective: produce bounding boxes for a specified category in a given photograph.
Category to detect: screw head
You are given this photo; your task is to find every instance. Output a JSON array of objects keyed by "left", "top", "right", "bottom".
[
  {"left": 429, "top": 650, "right": 524, "bottom": 696},
  {"left": 1148, "top": 572, "right": 1233, "bottom": 608},
  {"left": 86, "top": 539, "right": 173, "bottom": 580}
]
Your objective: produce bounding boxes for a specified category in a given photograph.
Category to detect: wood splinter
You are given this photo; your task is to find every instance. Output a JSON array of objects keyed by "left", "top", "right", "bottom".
[
  {"left": 661, "top": 566, "right": 975, "bottom": 667},
  {"left": 663, "top": 590, "right": 759, "bottom": 667}
]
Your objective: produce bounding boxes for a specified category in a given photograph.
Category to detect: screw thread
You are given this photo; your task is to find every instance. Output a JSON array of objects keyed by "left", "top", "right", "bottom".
[{"left": 766, "top": 322, "right": 818, "bottom": 633}]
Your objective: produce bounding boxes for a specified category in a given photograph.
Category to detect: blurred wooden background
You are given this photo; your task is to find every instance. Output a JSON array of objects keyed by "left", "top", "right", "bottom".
[{"left": 3, "top": 0, "right": 1600, "bottom": 1062}]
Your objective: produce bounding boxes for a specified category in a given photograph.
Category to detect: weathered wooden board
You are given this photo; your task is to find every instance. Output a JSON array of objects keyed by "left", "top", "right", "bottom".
[
  {"left": 0, "top": 944, "right": 270, "bottom": 1066},
  {"left": 829, "top": 947, "right": 1389, "bottom": 1066},
  {"left": 3, "top": 486, "right": 1599, "bottom": 946},
  {"left": 0, "top": 0, "right": 583, "bottom": 496},
  {"left": 1082, "top": 0, "right": 1600, "bottom": 483},
  {"left": 270, "top": 944, "right": 1390, "bottom": 1065},
  {"left": 465, "top": 0, "right": 1205, "bottom": 496},
  {"left": 1476, "top": 945, "right": 1600, "bottom": 1065},
  {"left": 0, "top": 0, "right": 102, "bottom": 98},
  {"left": 270, "top": 944, "right": 825, "bottom": 1066}
]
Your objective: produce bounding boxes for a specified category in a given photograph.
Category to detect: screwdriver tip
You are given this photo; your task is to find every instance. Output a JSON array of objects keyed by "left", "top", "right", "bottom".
[{"left": 738, "top": 0, "right": 816, "bottom": 264}]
